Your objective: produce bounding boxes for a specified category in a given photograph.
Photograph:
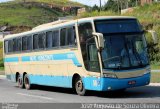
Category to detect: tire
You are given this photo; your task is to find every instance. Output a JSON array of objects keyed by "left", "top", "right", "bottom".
[
  {"left": 17, "top": 75, "right": 24, "bottom": 88},
  {"left": 24, "top": 74, "right": 32, "bottom": 90},
  {"left": 75, "top": 77, "right": 86, "bottom": 96}
]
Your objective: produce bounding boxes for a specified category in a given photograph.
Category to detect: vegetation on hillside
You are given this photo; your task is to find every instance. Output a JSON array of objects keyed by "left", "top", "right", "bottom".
[
  {"left": 0, "top": 3, "right": 59, "bottom": 27},
  {"left": 0, "top": 0, "right": 84, "bottom": 70},
  {"left": 15, "top": 0, "right": 83, "bottom": 7}
]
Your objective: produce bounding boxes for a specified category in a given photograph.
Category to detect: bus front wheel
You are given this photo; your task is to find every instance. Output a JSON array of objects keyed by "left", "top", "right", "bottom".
[
  {"left": 24, "top": 74, "right": 32, "bottom": 90},
  {"left": 75, "top": 77, "right": 86, "bottom": 96}
]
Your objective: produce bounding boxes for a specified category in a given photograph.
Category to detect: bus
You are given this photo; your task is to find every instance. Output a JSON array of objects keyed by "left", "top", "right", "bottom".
[{"left": 3, "top": 16, "right": 158, "bottom": 96}]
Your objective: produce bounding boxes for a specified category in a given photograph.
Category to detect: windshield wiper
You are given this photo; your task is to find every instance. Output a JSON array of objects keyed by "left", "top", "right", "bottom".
[{"left": 102, "top": 56, "right": 122, "bottom": 69}]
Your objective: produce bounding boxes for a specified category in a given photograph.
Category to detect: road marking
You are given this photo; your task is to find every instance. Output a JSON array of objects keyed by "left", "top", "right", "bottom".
[{"left": 17, "top": 93, "right": 54, "bottom": 100}]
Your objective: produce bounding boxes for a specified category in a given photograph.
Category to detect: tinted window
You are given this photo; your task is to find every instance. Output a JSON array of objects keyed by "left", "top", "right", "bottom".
[
  {"left": 13, "top": 38, "right": 17, "bottom": 52},
  {"left": 87, "top": 38, "right": 100, "bottom": 72},
  {"left": 33, "top": 34, "right": 38, "bottom": 49},
  {"left": 8, "top": 40, "right": 13, "bottom": 52},
  {"left": 52, "top": 30, "right": 59, "bottom": 47},
  {"left": 4, "top": 41, "right": 8, "bottom": 53},
  {"left": 17, "top": 38, "right": 22, "bottom": 51},
  {"left": 22, "top": 36, "right": 27, "bottom": 51},
  {"left": 78, "top": 22, "right": 93, "bottom": 70},
  {"left": 38, "top": 33, "right": 45, "bottom": 49},
  {"left": 95, "top": 19, "right": 142, "bottom": 34},
  {"left": 27, "top": 36, "right": 32, "bottom": 50},
  {"left": 60, "top": 28, "right": 66, "bottom": 46},
  {"left": 67, "top": 27, "right": 76, "bottom": 45},
  {"left": 46, "top": 31, "right": 52, "bottom": 48}
]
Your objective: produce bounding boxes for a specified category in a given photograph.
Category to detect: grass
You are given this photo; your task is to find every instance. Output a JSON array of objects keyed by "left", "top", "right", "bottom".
[
  {"left": 0, "top": 2, "right": 64, "bottom": 28},
  {"left": 151, "top": 72, "right": 160, "bottom": 83},
  {"left": 76, "top": 10, "right": 117, "bottom": 18},
  {"left": 151, "top": 65, "right": 160, "bottom": 70},
  {"left": 0, "top": 67, "right": 4, "bottom": 71}
]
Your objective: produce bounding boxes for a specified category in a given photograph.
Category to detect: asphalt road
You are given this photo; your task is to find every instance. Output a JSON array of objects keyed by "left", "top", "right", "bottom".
[{"left": 0, "top": 76, "right": 160, "bottom": 103}]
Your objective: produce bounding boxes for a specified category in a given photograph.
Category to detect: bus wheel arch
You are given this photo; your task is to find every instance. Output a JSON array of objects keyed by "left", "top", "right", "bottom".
[{"left": 72, "top": 73, "right": 86, "bottom": 96}]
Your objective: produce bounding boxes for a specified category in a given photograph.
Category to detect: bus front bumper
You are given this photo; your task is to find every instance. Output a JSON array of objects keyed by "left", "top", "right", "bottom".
[{"left": 83, "top": 73, "right": 150, "bottom": 91}]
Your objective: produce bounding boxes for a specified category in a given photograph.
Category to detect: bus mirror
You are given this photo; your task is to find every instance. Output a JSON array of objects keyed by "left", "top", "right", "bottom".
[
  {"left": 147, "top": 30, "right": 158, "bottom": 45},
  {"left": 92, "top": 32, "right": 104, "bottom": 49}
]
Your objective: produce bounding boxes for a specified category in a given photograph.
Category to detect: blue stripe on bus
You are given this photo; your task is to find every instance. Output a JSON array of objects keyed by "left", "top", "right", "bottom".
[
  {"left": 4, "top": 52, "right": 82, "bottom": 67},
  {"left": 29, "top": 75, "right": 72, "bottom": 88},
  {"left": 4, "top": 57, "right": 19, "bottom": 62}
]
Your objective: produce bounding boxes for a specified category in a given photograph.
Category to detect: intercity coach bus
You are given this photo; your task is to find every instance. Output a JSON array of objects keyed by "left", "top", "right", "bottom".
[{"left": 3, "top": 16, "right": 158, "bottom": 95}]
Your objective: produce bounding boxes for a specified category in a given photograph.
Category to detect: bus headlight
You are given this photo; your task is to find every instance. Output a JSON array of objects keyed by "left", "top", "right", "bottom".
[{"left": 103, "top": 73, "right": 117, "bottom": 78}]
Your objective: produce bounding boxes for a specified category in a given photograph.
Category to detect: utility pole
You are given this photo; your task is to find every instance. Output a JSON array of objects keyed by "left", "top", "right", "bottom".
[
  {"left": 116, "top": 0, "right": 120, "bottom": 14},
  {"left": 136, "top": 0, "right": 138, "bottom": 6},
  {"left": 99, "top": 0, "right": 102, "bottom": 11}
]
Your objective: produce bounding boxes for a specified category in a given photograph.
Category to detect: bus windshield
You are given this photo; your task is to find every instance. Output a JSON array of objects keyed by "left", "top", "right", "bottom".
[{"left": 95, "top": 19, "right": 149, "bottom": 70}]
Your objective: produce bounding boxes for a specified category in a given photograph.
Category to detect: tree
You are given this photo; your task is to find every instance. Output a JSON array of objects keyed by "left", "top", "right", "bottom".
[
  {"left": 92, "top": 4, "right": 99, "bottom": 11},
  {"left": 128, "top": 0, "right": 140, "bottom": 7},
  {"left": 103, "top": 0, "right": 118, "bottom": 12}
]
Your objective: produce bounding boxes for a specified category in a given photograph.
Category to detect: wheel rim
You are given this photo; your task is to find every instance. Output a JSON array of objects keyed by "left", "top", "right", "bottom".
[
  {"left": 18, "top": 77, "right": 22, "bottom": 87},
  {"left": 25, "top": 76, "right": 30, "bottom": 88},
  {"left": 76, "top": 80, "right": 83, "bottom": 92}
]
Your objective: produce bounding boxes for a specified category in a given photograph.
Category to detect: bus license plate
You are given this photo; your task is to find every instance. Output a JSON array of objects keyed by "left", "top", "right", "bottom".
[{"left": 128, "top": 80, "right": 136, "bottom": 85}]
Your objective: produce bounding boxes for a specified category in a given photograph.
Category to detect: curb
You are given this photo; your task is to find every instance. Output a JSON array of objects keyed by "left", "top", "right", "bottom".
[
  {"left": 151, "top": 70, "right": 160, "bottom": 73},
  {"left": 0, "top": 75, "right": 5, "bottom": 78},
  {"left": 149, "top": 83, "right": 160, "bottom": 86}
]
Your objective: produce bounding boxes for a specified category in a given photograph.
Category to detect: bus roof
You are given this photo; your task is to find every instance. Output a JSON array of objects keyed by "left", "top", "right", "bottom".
[{"left": 4, "top": 16, "right": 136, "bottom": 40}]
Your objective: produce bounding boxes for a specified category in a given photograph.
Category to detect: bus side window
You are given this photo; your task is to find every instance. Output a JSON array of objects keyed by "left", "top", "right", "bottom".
[
  {"left": 33, "top": 34, "right": 39, "bottom": 50},
  {"left": 78, "top": 22, "right": 95, "bottom": 71},
  {"left": 8, "top": 40, "right": 13, "bottom": 53},
  {"left": 38, "top": 33, "right": 45, "bottom": 49},
  {"left": 4, "top": 41, "right": 8, "bottom": 54},
  {"left": 67, "top": 27, "right": 76, "bottom": 46},
  {"left": 52, "top": 30, "right": 59, "bottom": 47},
  {"left": 17, "top": 38, "right": 22, "bottom": 52},
  {"left": 13, "top": 38, "right": 17, "bottom": 52},
  {"left": 22, "top": 36, "right": 27, "bottom": 51},
  {"left": 46, "top": 31, "right": 53, "bottom": 48},
  {"left": 60, "top": 28, "right": 67, "bottom": 46},
  {"left": 27, "top": 36, "right": 32, "bottom": 50}
]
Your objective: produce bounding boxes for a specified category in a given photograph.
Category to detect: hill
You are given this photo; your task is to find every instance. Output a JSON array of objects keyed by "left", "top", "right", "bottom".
[
  {"left": 0, "top": 0, "right": 84, "bottom": 70},
  {"left": 0, "top": 0, "right": 83, "bottom": 33}
]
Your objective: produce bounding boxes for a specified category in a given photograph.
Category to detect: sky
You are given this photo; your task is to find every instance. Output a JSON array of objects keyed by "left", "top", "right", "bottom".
[
  {"left": 0, "top": 0, "right": 13, "bottom": 2},
  {"left": 71, "top": 0, "right": 108, "bottom": 6}
]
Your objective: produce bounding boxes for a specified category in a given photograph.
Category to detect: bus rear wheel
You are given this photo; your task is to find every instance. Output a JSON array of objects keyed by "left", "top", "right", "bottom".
[
  {"left": 75, "top": 77, "right": 86, "bottom": 96},
  {"left": 24, "top": 74, "right": 32, "bottom": 90},
  {"left": 17, "top": 75, "right": 23, "bottom": 88}
]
